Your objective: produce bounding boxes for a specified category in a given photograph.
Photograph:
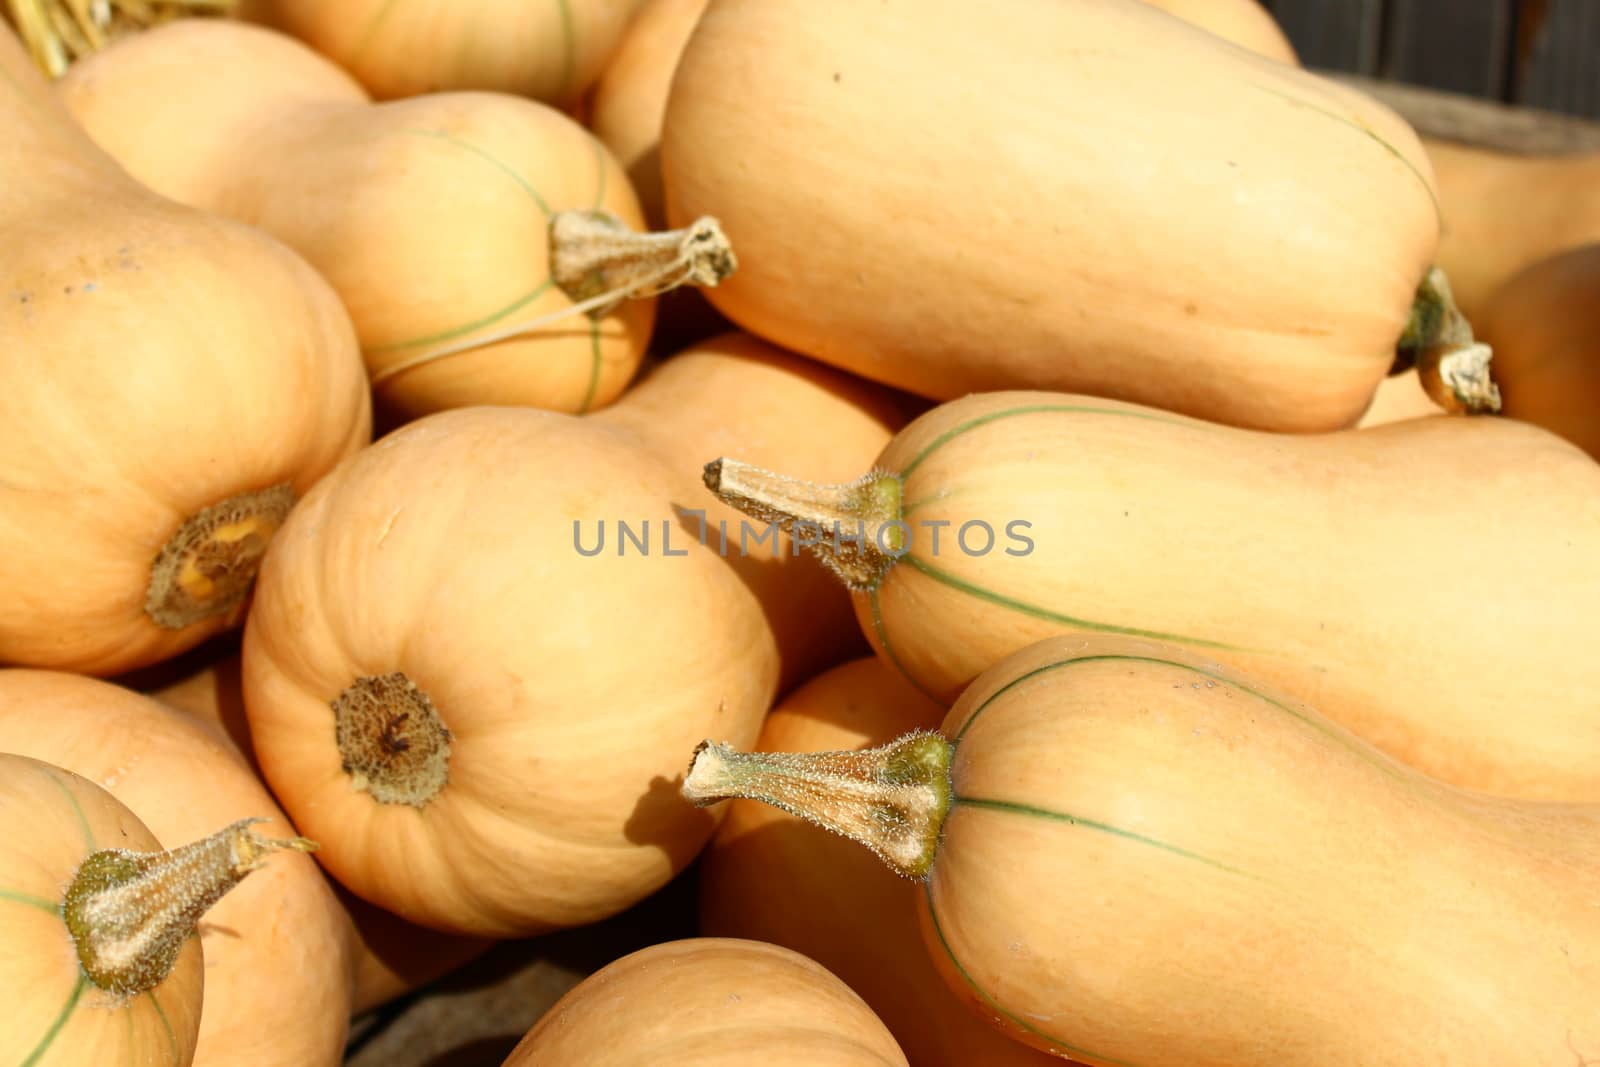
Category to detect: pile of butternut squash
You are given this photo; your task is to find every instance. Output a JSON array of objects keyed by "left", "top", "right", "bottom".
[{"left": 1, "top": 1, "right": 1595, "bottom": 1064}]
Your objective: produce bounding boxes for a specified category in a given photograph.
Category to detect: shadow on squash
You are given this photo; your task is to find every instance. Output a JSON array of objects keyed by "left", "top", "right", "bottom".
[
  {"left": 422, "top": 1037, "right": 522, "bottom": 1067},
  {"left": 665, "top": 500, "right": 874, "bottom": 703},
  {"left": 624, "top": 773, "right": 716, "bottom": 862}
]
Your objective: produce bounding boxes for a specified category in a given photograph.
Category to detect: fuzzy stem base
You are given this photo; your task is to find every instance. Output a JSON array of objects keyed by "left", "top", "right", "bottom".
[
  {"left": 332, "top": 672, "right": 452, "bottom": 808},
  {"left": 62, "top": 817, "right": 316, "bottom": 996},
  {"left": 1396, "top": 266, "right": 1502, "bottom": 414},
  {"left": 368, "top": 211, "right": 735, "bottom": 387},
  {"left": 703, "top": 458, "right": 903, "bottom": 590},
  {"left": 145, "top": 483, "right": 295, "bottom": 631},
  {"left": 682, "top": 731, "right": 953, "bottom": 881}
]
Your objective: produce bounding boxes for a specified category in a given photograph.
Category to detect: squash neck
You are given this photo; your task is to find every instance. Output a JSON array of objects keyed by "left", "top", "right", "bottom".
[
  {"left": 61, "top": 818, "right": 315, "bottom": 996},
  {"left": 368, "top": 210, "right": 736, "bottom": 387},
  {"left": 681, "top": 730, "right": 953, "bottom": 881},
  {"left": 702, "top": 458, "right": 904, "bottom": 590}
]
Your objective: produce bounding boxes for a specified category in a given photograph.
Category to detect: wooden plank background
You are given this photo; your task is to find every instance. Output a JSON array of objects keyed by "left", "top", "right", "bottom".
[{"left": 1264, "top": 0, "right": 1600, "bottom": 118}]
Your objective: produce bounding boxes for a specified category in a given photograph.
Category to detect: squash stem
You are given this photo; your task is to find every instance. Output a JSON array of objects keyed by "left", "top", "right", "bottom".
[
  {"left": 145, "top": 483, "right": 296, "bottom": 631},
  {"left": 367, "top": 211, "right": 735, "bottom": 386},
  {"left": 682, "top": 731, "right": 953, "bottom": 881},
  {"left": 1396, "top": 266, "right": 1502, "bottom": 414},
  {"left": 703, "top": 458, "right": 904, "bottom": 590},
  {"left": 62, "top": 817, "right": 316, "bottom": 996}
]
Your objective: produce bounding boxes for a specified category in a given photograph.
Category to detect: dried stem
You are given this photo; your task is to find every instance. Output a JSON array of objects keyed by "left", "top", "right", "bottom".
[
  {"left": 702, "top": 457, "right": 904, "bottom": 590},
  {"left": 682, "top": 731, "right": 953, "bottom": 881},
  {"left": 368, "top": 211, "right": 736, "bottom": 387},
  {"left": 62, "top": 817, "right": 316, "bottom": 996},
  {"left": 1396, "top": 266, "right": 1502, "bottom": 414}
]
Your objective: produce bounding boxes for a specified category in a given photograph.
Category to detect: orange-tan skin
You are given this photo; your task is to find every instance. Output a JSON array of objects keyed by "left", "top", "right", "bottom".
[
  {"left": 0, "top": 24, "right": 371, "bottom": 676},
  {"left": 1428, "top": 137, "right": 1600, "bottom": 321},
  {"left": 700, "top": 658, "right": 1072, "bottom": 1067},
  {"left": 339, "top": 889, "right": 494, "bottom": 1015},
  {"left": 852, "top": 390, "right": 1600, "bottom": 801},
  {"left": 1476, "top": 242, "right": 1600, "bottom": 460},
  {"left": 0, "top": 672, "right": 354, "bottom": 1067},
  {"left": 56, "top": 20, "right": 653, "bottom": 421},
  {"left": 0, "top": 754, "right": 203, "bottom": 1066},
  {"left": 663, "top": 0, "right": 1438, "bottom": 432},
  {"left": 502, "top": 938, "right": 910, "bottom": 1065},
  {"left": 241, "top": 407, "right": 778, "bottom": 937},
  {"left": 917, "top": 634, "right": 1600, "bottom": 1065},
  {"left": 593, "top": 331, "right": 912, "bottom": 694},
  {"left": 590, "top": 0, "right": 710, "bottom": 229},
  {"left": 238, "top": 0, "right": 646, "bottom": 106},
  {"left": 593, "top": 0, "right": 1292, "bottom": 233},
  {"left": 589, "top": 0, "right": 1294, "bottom": 352},
  {"left": 150, "top": 653, "right": 258, "bottom": 768},
  {"left": 1142, "top": 0, "right": 1299, "bottom": 61},
  {"left": 148, "top": 653, "right": 493, "bottom": 1013},
  {"left": 1354, "top": 368, "right": 1444, "bottom": 426}
]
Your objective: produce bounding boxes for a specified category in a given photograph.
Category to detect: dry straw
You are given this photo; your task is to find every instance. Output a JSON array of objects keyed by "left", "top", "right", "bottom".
[{"left": 3, "top": 0, "right": 233, "bottom": 76}]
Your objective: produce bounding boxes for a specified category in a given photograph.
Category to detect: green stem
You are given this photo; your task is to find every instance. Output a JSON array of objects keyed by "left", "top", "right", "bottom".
[
  {"left": 702, "top": 457, "right": 904, "bottom": 590},
  {"left": 62, "top": 818, "right": 316, "bottom": 996},
  {"left": 1396, "top": 266, "right": 1502, "bottom": 414},
  {"left": 681, "top": 731, "right": 953, "bottom": 880}
]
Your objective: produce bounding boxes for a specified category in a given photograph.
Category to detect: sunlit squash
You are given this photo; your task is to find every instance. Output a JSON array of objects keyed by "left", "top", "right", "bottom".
[
  {"left": 242, "top": 406, "right": 777, "bottom": 937},
  {"left": 699, "top": 657, "right": 1068, "bottom": 1066},
  {"left": 0, "top": 752, "right": 312, "bottom": 1067},
  {"left": 1475, "top": 242, "right": 1600, "bottom": 460},
  {"left": 145, "top": 650, "right": 492, "bottom": 1012},
  {"left": 240, "top": 0, "right": 647, "bottom": 106},
  {"left": 685, "top": 634, "right": 1600, "bottom": 1066},
  {"left": 0, "top": 669, "right": 353, "bottom": 1066},
  {"left": 1427, "top": 136, "right": 1600, "bottom": 320},
  {"left": 56, "top": 19, "right": 730, "bottom": 422},
  {"left": 663, "top": 0, "right": 1441, "bottom": 430},
  {"left": 501, "top": 938, "right": 910, "bottom": 1065},
  {"left": 592, "top": 331, "right": 911, "bottom": 692},
  {"left": 1355, "top": 368, "right": 1444, "bottom": 426},
  {"left": 707, "top": 389, "right": 1600, "bottom": 801},
  {"left": 0, "top": 21, "right": 370, "bottom": 675},
  {"left": 1143, "top": 0, "right": 1297, "bottom": 61}
]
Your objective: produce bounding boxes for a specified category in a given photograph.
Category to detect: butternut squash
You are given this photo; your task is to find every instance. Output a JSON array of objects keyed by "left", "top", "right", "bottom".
[
  {"left": 146, "top": 650, "right": 494, "bottom": 1011},
  {"left": 0, "top": 669, "right": 354, "bottom": 1066},
  {"left": 1142, "top": 0, "right": 1297, "bottom": 61},
  {"left": 58, "top": 20, "right": 732, "bottom": 421},
  {"left": 590, "top": 0, "right": 708, "bottom": 230},
  {"left": 684, "top": 634, "right": 1600, "bottom": 1067},
  {"left": 1475, "top": 242, "right": 1600, "bottom": 460},
  {"left": 501, "top": 938, "right": 910, "bottom": 1065},
  {"left": 240, "top": 0, "right": 646, "bottom": 106},
  {"left": 0, "top": 21, "right": 370, "bottom": 675},
  {"left": 662, "top": 0, "right": 1447, "bottom": 431},
  {"left": 1428, "top": 137, "right": 1600, "bottom": 320},
  {"left": 594, "top": 0, "right": 1291, "bottom": 235},
  {"left": 592, "top": 331, "right": 912, "bottom": 692},
  {"left": 1355, "top": 368, "right": 1443, "bottom": 426},
  {"left": 699, "top": 657, "right": 1069, "bottom": 1066},
  {"left": 707, "top": 389, "right": 1600, "bottom": 800},
  {"left": 242, "top": 406, "right": 777, "bottom": 936},
  {"left": 150, "top": 650, "right": 257, "bottom": 768},
  {"left": 0, "top": 752, "right": 309, "bottom": 1067}
]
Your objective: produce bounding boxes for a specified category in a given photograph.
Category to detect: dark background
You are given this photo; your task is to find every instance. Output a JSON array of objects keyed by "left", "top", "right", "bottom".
[{"left": 1264, "top": 0, "right": 1599, "bottom": 117}]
